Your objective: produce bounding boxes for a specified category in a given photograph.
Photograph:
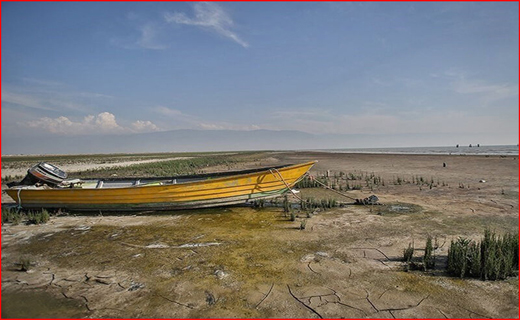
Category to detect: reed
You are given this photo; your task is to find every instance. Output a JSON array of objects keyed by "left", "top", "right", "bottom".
[
  {"left": 295, "top": 171, "right": 386, "bottom": 191},
  {"left": 26, "top": 209, "right": 50, "bottom": 225},
  {"left": 1, "top": 208, "right": 50, "bottom": 225},
  {"left": 283, "top": 195, "right": 290, "bottom": 213},
  {"left": 295, "top": 176, "right": 321, "bottom": 188},
  {"left": 300, "top": 198, "right": 338, "bottom": 210},
  {"left": 403, "top": 242, "right": 415, "bottom": 271},
  {"left": 19, "top": 256, "right": 32, "bottom": 272},
  {"left": 423, "top": 236, "right": 435, "bottom": 270},
  {"left": 447, "top": 237, "right": 471, "bottom": 278},
  {"left": 447, "top": 229, "right": 518, "bottom": 280},
  {"left": 2, "top": 207, "right": 22, "bottom": 225}
]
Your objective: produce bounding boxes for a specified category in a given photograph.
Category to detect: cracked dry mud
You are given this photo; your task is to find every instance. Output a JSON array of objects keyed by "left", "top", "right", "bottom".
[{"left": 1, "top": 151, "right": 518, "bottom": 318}]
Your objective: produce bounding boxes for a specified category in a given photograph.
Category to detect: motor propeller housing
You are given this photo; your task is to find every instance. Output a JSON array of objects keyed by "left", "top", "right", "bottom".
[{"left": 14, "top": 162, "right": 67, "bottom": 187}]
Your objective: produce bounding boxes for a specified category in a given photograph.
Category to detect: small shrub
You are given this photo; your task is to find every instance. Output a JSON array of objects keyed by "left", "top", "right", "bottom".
[
  {"left": 447, "top": 237, "right": 471, "bottom": 278},
  {"left": 40, "top": 209, "right": 50, "bottom": 223},
  {"left": 403, "top": 243, "right": 414, "bottom": 262},
  {"left": 467, "top": 241, "right": 481, "bottom": 277},
  {"left": 423, "top": 236, "right": 435, "bottom": 270},
  {"left": 19, "top": 256, "right": 31, "bottom": 271},
  {"left": 2, "top": 208, "right": 22, "bottom": 225},
  {"left": 283, "top": 195, "right": 290, "bottom": 213},
  {"left": 447, "top": 229, "right": 518, "bottom": 280},
  {"left": 26, "top": 209, "right": 50, "bottom": 225},
  {"left": 403, "top": 242, "right": 414, "bottom": 271}
]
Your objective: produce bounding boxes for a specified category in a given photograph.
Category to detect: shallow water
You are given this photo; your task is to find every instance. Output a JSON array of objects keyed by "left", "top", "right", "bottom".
[{"left": 1, "top": 290, "right": 87, "bottom": 318}]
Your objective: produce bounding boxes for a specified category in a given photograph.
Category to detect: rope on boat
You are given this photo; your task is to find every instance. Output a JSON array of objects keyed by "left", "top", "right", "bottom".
[
  {"left": 308, "top": 174, "right": 358, "bottom": 201},
  {"left": 269, "top": 169, "right": 379, "bottom": 206},
  {"left": 309, "top": 174, "right": 380, "bottom": 205},
  {"left": 16, "top": 188, "right": 23, "bottom": 210},
  {"left": 269, "top": 168, "right": 304, "bottom": 202}
]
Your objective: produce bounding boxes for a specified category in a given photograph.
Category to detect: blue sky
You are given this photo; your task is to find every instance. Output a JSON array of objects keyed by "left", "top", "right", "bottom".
[{"left": 2, "top": 2, "right": 518, "bottom": 151}]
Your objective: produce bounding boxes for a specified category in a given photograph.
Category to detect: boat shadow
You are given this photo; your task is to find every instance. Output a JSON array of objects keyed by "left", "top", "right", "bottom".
[
  {"left": 0, "top": 201, "right": 244, "bottom": 217},
  {"left": 70, "top": 206, "right": 244, "bottom": 217}
]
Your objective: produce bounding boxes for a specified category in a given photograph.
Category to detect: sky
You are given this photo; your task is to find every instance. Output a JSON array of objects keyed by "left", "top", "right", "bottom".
[{"left": 1, "top": 2, "right": 519, "bottom": 153}]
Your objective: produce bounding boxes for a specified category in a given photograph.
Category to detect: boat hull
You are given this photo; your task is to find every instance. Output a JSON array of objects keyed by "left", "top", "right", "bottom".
[{"left": 6, "top": 161, "right": 316, "bottom": 211}]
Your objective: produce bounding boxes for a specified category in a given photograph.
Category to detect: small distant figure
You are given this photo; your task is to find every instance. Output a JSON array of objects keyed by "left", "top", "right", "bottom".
[
  {"left": 443, "top": 162, "right": 447, "bottom": 167},
  {"left": 477, "top": 144, "right": 480, "bottom": 147},
  {"left": 456, "top": 144, "right": 459, "bottom": 148},
  {"left": 469, "top": 144, "right": 472, "bottom": 147}
]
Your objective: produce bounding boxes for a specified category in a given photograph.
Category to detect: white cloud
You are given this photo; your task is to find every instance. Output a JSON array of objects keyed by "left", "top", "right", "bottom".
[
  {"left": 2, "top": 85, "right": 113, "bottom": 113},
  {"left": 154, "top": 106, "right": 261, "bottom": 131},
  {"left": 132, "top": 120, "right": 159, "bottom": 132},
  {"left": 154, "top": 106, "right": 200, "bottom": 127},
  {"left": 110, "top": 16, "right": 167, "bottom": 51},
  {"left": 94, "top": 112, "right": 120, "bottom": 130},
  {"left": 136, "top": 24, "right": 168, "bottom": 50},
  {"left": 453, "top": 80, "right": 518, "bottom": 101},
  {"left": 25, "top": 112, "right": 159, "bottom": 135},
  {"left": 27, "top": 116, "right": 75, "bottom": 134},
  {"left": 155, "top": 106, "right": 185, "bottom": 117},
  {"left": 1, "top": 89, "right": 56, "bottom": 111},
  {"left": 165, "top": 2, "right": 249, "bottom": 48},
  {"left": 442, "top": 70, "right": 519, "bottom": 105}
]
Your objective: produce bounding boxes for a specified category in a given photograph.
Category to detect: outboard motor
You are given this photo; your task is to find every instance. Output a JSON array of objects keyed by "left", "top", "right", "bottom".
[{"left": 14, "top": 162, "right": 67, "bottom": 187}]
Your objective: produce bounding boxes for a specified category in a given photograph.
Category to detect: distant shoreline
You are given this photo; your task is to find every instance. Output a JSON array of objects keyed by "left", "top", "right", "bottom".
[{"left": 307, "top": 144, "right": 518, "bottom": 156}]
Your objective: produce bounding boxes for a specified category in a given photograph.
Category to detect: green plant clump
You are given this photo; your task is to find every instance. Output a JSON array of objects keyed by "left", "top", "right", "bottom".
[
  {"left": 423, "top": 236, "right": 435, "bottom": 270},
  {"left": 2, "top": 208, "right": 51, "bottom": 225},
  {"left": 447, "top": 229, "right": 518, "bottom": 280},
  {"left": 403, "top": 242, "right": 414, "bottom": 271},
  {"left": 26, "top": 209, "right": 50, "bottom": 225},
  {"left": 19, "top": 256, "right": 32, "bottom": 272},
  {"left": 300, "top": 198, "right": 337, "bottom": 210},
  {"left": 2, "top": 207, "right": 22, "bottom": 225}
]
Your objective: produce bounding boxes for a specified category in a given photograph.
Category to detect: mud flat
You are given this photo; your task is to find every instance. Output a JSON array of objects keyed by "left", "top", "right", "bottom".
[{"left": 1, "top": 151, "right": 518, "bottom": 318}]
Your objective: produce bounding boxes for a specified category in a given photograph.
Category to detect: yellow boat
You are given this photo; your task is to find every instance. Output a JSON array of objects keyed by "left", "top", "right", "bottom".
[{"left": 6, "top": 161, "right": 316, "bottom": 211}]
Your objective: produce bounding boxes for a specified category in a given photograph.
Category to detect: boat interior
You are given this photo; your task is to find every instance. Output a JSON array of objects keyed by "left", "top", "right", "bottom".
[{"left": 59, "top": 177, "right": 201, "bottom": 189}]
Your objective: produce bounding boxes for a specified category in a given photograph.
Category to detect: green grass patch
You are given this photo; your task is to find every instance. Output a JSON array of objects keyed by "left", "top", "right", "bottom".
[
  {"left": 448, "top": 229, "right": 519, "bottom": 280},
  {"left": 2, "top": 207, "right": 51, "bottom": 225},
  {"left": 68, "top": 152, "right": 268, "bottom": 178}
]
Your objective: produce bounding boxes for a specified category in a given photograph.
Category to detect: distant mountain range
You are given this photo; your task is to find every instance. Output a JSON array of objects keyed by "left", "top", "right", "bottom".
[{"left": 1, "top": 129, "right": 498, "bottom": 155}]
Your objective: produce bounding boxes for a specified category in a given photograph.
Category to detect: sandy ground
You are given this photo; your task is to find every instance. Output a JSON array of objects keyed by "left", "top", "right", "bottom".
[{"left": 1, "top": 151, "right": 518, "bottom": 318}]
